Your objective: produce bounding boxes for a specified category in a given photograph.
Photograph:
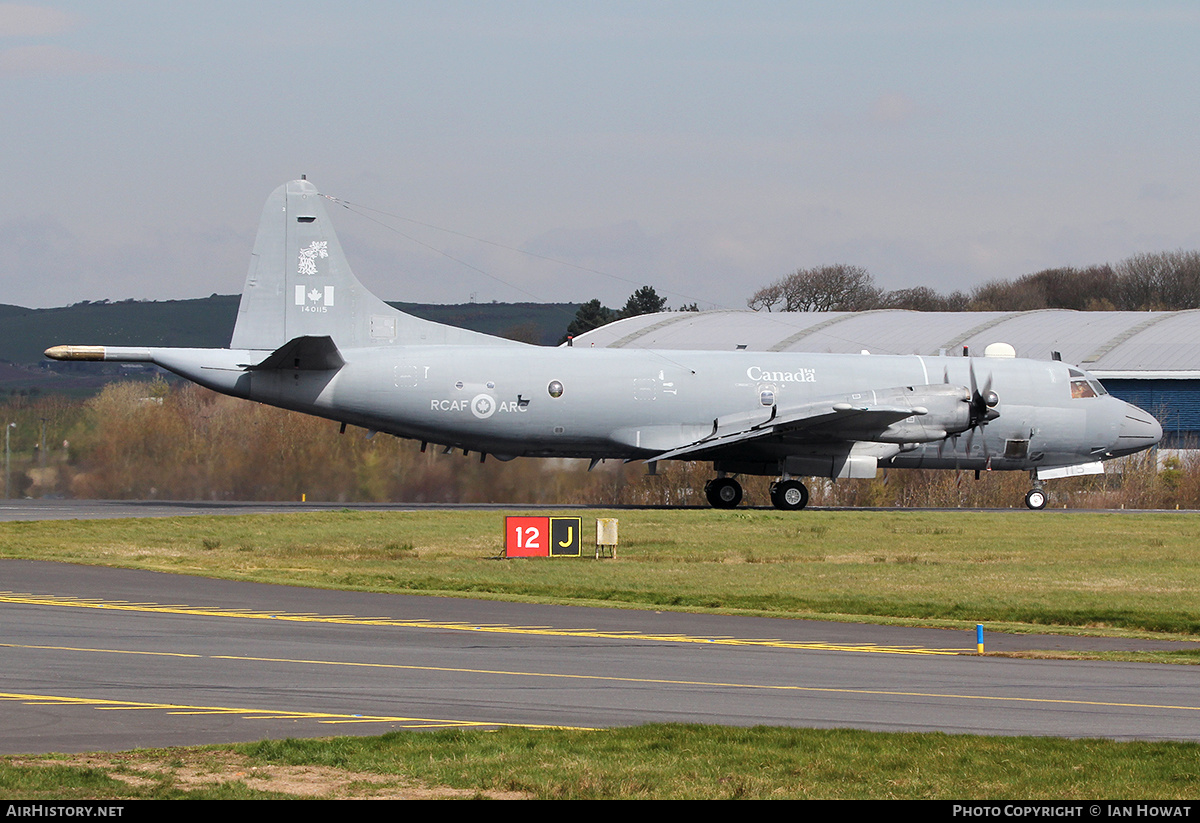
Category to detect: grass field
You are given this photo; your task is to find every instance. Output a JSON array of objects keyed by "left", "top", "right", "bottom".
[
  {"left": 1, "top": 508, "right": 1198, "bottom": 637},
  {"left": 3, "top": 726, "right": 1198, "bottom": 799}
]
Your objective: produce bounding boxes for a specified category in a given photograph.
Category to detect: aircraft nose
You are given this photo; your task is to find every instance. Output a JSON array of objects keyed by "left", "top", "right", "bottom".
[{"left": 1110, "top": 402, "right": 1162, "bottom": 456}]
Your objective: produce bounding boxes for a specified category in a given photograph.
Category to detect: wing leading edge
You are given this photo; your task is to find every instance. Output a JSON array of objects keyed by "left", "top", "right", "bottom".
[{"left": 649, "top": 383, "right": 973, "bottom": 464}]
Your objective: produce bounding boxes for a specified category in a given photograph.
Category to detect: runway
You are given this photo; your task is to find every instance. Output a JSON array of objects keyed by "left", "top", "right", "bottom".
[
  {"left": 1, "top": 558, "right": 1198, "bottom": 754},
  {"left": 0, "top": 499, "right": 1186, "bottom": 522},
  {"left": 0, "top": 499, "right": 534, "bottom": 521}
]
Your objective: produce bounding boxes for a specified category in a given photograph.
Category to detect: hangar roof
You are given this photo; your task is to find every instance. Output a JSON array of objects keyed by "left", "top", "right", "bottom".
[{"left": 570, "top": 309, "right": 1200, "bottom": 379}]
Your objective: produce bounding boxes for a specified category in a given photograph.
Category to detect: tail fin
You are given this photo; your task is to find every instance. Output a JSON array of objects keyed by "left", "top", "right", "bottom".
[{"left": 231, "top": 179, "right": 512, "bottom": 350}]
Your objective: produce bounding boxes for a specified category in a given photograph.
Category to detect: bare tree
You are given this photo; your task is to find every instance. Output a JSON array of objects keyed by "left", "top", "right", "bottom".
[
  {"left": 748, "top": 264, "right": 882, "bottom": 312},
  {"left": 880, "top": 286, "right": 970, "bottom": 311},
  {"left": 969, "top": 277, "right": 1050, "bottom": 311},
  {"left": 746, "top": 250, "right": 1200, "bottom": 314},
  {"left": 747, "top": 282, "right": 785, "bottom": 312},
  {"left": 1116, "top": 250, "right": 1200, "bottom": 310}
]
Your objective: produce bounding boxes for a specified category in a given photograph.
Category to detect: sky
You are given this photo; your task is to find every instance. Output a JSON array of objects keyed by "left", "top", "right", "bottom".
[{"left": 2, "top": 2, "right": 1199, "bottom": 311}]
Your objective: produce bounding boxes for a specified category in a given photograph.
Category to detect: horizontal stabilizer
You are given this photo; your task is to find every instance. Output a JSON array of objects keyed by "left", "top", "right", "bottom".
[{"left": 244, "top": 336, "right": 345, "bottom": 371}]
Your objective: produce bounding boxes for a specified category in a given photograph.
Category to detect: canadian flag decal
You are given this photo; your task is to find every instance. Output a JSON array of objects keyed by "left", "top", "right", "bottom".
[{"left": 295, "top": 285, "right": 335, "bottom": 307}]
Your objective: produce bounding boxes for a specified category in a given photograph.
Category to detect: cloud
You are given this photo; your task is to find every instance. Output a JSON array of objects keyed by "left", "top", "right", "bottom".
[
  {"left": 0, "top": 43, "right": 131, "bottom": 75},
  {"left": 1138, "top": 182, "right": 1184, "bottom": 203},
  {"left": 0, "top": 3, "right": 78, "bottom": 37},
  {"left": 525, "top": 220, "right": 659, "bottom": 262},
  {"left": 870, "top": 92, "right": 918, "bottom": 126}
]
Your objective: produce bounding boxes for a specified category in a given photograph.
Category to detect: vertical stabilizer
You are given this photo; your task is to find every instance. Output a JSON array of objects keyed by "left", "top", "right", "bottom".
[{"left": 231, "top": 179, "right": 513, "bottom": 350}]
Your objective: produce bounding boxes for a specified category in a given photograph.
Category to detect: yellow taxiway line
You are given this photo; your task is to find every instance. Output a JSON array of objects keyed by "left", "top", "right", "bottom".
[
  {"left": 0, "top": 591, "right": 962, "bottom": 655},
  {"left": 0, "top": 689, "right": 584, "bottom": 729},
  {"left": 1, "top": 643, "right": 1197, "bottom": 718}
]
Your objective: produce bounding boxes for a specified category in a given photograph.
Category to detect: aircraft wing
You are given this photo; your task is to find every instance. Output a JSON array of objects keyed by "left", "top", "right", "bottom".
[{"left": 649, "top": 397, "right": 925, "bottom": 463}]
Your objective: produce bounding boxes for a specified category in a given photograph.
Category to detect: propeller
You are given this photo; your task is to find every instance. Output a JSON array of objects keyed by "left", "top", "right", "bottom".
[
  {"left": 938, "top": 358, "right": 1000, "bottom": 463},
  {"left": 967, "top": 358, "right": 1000, "bottom": 428},
  {"left": 962, "top": 358, "right": 1000, "bottom": 461}
]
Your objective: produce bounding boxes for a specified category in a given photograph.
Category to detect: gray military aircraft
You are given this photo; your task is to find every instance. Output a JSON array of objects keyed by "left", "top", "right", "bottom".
[{"left": 46, "top": 179, "right": 1162, "bottom": 510}]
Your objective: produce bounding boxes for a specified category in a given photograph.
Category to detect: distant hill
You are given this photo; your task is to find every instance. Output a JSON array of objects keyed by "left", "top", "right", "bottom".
[
  {"left": 0, "top": 296, "right": 244, "bottom": 367},
  {"left": 0, "top": 295, "right": 580, "bottom": 390}
]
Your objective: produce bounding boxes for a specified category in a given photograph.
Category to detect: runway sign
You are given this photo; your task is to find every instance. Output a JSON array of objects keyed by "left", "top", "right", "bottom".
[{"left": 504, "top": 516, "right": 583, "bottom": 557}]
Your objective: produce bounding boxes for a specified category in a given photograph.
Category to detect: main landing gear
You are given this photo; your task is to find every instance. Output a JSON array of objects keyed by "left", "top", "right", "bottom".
[
  {"left": 769, "top": 479, "right": 809, "bottom": 511},
  {"left": 703, "top": 476, "right": 810, "bottom": 510},
  {"left": 704, "top": 477, "right": 742, "bottom": 509}
]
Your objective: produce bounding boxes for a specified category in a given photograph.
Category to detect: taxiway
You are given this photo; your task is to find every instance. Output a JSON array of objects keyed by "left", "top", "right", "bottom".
[{"left": 1, "top": 558, "right": 1197, "bottom": 754}]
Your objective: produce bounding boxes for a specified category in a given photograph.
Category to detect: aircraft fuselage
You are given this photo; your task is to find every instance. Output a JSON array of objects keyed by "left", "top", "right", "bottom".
[{"left": 132, "top": 343, "right": 1158, "bottom": 475}]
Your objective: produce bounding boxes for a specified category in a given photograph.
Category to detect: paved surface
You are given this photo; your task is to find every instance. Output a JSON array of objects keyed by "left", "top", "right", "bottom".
[
  {"left": 2, "top": 499, "right": 1192, "bottom": 521},
  {"left": 1, "top": 558, "right": 1198, "bottom": 754},
  {"left": 0, "top": 499, "right": 528, "bottom": 520}
]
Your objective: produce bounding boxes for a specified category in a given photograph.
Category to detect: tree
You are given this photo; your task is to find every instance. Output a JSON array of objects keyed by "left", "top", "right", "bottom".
[
  {"left": 561, "top": 299, "right": 617, "bottom": 343},
  {"left": 880, "top": 286, "right": 969, "bottom": 311},
  {"left": 746, "top": 281, "right": 785, "bottom": 312},
  {"left": 968, "top": 266, "right": 1119, "bottom": 311},
  {"left": 744, "top": 250, "right": 1200, "bottom": 314},
  {"left": 620, "top": 285, "right": 668, "bottom": 318},
  {"left": 1116, "top": 251, "right": 1200, "bottom": 310},
  {"left": 1028, "top": 266, "right": 1117, "bottom": 311},
  {"left": 968, "top": 277, "right": 1049, "bottom": 311},
  {"left": 748, "top": 264, "right": 882, "bottom": 312}
]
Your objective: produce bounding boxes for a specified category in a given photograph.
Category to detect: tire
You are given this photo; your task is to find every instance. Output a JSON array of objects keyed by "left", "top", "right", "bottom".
[
  {"left": 769, "top": 479, "right": 809, "bottom": 511},
  {"left": 705, "top": 477, "right": 743, "bottom": 509},
  {"left": 1025, "top": 488, "right": 1048, "bottom": 510}
]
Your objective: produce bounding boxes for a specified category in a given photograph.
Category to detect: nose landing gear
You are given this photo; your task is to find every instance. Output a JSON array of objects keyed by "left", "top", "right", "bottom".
[{"left": 1024, "top": 473, "right": 1048, "bottom": 509}]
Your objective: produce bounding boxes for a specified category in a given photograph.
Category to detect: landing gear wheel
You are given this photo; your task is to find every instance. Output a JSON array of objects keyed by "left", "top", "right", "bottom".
[
  {"left": 705, "top": 477, "right": 743, "bottom": 509},
  {"left": 769, "top": 479, "right": 809, "bottom": 511},
  {"left": 1024, "top": 488, "right": 1048, "bottom": 510}
]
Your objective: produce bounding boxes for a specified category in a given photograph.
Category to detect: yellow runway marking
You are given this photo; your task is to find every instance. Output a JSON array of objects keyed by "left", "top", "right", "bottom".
[
  {"left": 2, "top": 641, "right": 1197, "bottom": 716},
  {"left": 0, "top": 591, "right": 961, "bottom": 655},
  {"left": 212, "top": 656, "right": 1200, "bottom": 714},
  {"left": 0, "top": 690, "right": 587, "bottom": 730},
  {"left": 0, "top": 642, "right": 202, "bottom": 658}
]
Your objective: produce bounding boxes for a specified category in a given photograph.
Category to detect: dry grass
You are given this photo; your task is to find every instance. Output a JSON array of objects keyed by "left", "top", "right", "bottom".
[{"left": 7, "top": 727, "right": 1199, "bottom": 799}]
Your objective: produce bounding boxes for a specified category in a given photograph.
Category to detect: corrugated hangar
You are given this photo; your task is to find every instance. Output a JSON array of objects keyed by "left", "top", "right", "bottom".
[{"left": 572, "top": 309, "right": 1200, "bottom": 446}]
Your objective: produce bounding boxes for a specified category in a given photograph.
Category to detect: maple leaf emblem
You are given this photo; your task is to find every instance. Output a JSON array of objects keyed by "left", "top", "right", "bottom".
[{"left": 297, "top": 241, "right": 329, "bottom": 275}]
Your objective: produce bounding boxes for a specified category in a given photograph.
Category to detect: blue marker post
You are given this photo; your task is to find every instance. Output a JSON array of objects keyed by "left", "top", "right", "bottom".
[{"left": 976, "top": 624, "right": 984, "bottom": 655}]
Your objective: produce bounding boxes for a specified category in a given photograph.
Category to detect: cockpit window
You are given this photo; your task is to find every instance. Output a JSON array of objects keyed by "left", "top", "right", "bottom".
[{"left": 1070, "top": 379, "right": 1098, "bottom": 399}]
